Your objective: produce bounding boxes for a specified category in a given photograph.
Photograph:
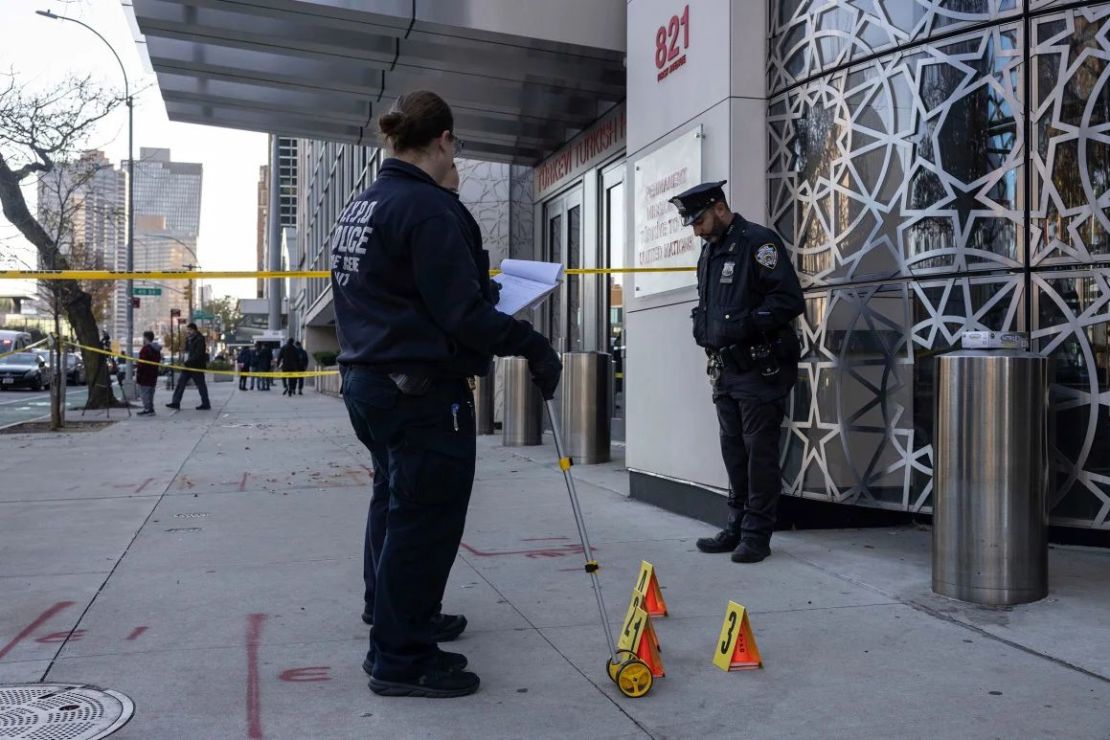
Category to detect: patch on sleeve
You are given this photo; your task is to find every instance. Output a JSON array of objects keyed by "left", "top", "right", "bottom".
[{"left": 755, "top": 243, "right": 778, "bottom": 270}]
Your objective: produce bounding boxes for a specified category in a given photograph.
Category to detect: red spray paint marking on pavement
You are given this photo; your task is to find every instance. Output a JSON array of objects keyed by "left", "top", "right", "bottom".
[
  {"left": 0, "top": 601, "right": 74, "bottom": 661},
  {"left": 520, "top": 537, "right": 570, "bottom": 542},
  {"left": 35, "top": 630, "right": 85, "bottom": 644},
  {"left": 460, "top": 542, "right": 586, "bottom": 559},
  {"left": 126, "top": 626, "right": 148, "bottom": 641},
  {"left": 134, "top": 477, "right": 154, "bottom": 494},
  {"left": 239, "top": 472, "right": 249, "bottom": 492},
  {"left": 279, "top": 667, "right": 331, "bottom": 682},
  {"left": 246, "top": 613, "right": 266, "bottom": 739}
]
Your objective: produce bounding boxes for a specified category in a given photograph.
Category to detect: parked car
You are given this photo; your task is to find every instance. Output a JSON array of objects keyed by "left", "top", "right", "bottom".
[
  {"left": 31, "top": 350, "right": 86, "bottom": 385},
  {"left": 0, "top": 352, "right": 50, "bottom": 391}
]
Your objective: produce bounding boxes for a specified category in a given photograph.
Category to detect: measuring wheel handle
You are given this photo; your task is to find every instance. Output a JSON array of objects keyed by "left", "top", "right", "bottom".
[{"left": 615, "top": 658, "right": 653, "bottom": 698}]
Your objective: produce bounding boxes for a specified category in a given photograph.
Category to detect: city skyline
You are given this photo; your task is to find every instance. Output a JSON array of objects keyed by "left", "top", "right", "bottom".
[{"left": 0, "top": 0, "right": 266, "bottom": 301}]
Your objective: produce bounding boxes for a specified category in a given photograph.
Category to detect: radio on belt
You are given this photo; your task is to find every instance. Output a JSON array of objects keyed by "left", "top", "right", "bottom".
[{"left": 960, "top": 330, "right": 1029, "bottom": 350}]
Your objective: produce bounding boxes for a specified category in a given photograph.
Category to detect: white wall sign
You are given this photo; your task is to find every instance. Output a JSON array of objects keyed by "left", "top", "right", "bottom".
[{"left": 633, "top": 126, "right": 702, "bottom": 297}]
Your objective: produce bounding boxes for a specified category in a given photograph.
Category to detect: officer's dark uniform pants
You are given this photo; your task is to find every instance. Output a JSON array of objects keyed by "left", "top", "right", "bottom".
[
  {"left": 171, "top": 369, "right": 210, "bottom": 406},
  {"left": 342, "top": 367, "right": 474, "bottom": 678},
  {"left": 713, "top": 388, "right": 786, "bottom": 547}
]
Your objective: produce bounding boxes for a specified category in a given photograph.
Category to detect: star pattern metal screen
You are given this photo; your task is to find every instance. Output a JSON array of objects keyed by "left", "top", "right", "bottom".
[{"left": 769, "top": 1, "right": 1110, "bottom": 529}]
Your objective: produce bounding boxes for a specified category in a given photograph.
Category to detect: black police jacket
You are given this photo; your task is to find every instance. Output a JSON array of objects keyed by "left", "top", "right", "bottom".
[
  {"left": 691, "top": 214, "right": 804, "bottom": 355},
  {"left": 331, "top": 159, "right": 536, "bottom": 377}
]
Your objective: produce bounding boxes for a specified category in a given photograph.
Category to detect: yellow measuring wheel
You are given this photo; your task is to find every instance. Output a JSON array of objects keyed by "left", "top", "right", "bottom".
[
  {"left": 545, "top": 400, "right": 655, "bottom": 699},
  {"left": 606, "top": 650, "right": 639, "bottom": 683},
  {"left": 615, "top": 658, "right": 653, "bottom": 698}
]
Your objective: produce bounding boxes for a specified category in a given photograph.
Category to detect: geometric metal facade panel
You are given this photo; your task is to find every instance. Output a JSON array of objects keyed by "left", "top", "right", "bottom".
[
  {"left": 783, "top": 275, "right": 1024, "bottom": 513},
  {"left": 1030, "top": 4, "right": 1110, "bottom": 265},
  {"left": 770, "top": 1, "right": 1110, "bottom": 529},
  {"left": 769, "top": 23, "right": 1026, "bottom": 288},
  {"left": 769, "top": 0, "right": 1023, "bottom": 95}
]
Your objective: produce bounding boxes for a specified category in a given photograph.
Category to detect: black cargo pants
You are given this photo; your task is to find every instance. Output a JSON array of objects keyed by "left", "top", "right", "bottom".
[
  {"left": 341, "top": 366, "right": 475, "bottom": 679},
  {"left": 712, "top": 377, "right": 787, "bottom": 547}
]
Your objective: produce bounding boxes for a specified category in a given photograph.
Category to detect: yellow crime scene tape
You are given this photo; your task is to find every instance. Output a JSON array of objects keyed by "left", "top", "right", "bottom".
[
  {"left": 65, "top": 340, "right": 338, "bottom": 379},
  {"left": 0, "top": 337, "right": 50, "bottom": 362},
  {"left": 0, "top": 266, "right": 696, "bottom": 281}
]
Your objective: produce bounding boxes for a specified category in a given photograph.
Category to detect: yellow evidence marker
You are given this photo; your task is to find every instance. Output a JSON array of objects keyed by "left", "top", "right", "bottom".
[
  {"left": 713, "top": 601, "right": 763, "bottom": 671},
  {"left": 634, "top": 560, "right": 668, "bottom": 617},
  {"left": 617, "top": 603, "right": 664, "bottom": 678}
]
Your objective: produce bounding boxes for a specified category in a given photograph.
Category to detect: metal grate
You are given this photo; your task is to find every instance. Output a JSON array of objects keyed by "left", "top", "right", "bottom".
[{"left": 0, "top": 684, "right": 134, "bottom": 740}]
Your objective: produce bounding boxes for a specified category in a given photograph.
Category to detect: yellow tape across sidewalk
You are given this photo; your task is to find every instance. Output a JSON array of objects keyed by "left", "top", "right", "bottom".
[
  {"left": 0, "top": 266, "right": 696, "bottom": 281},
  {"left": 66, "top": 340, "right": 339, "bottom": 379}
]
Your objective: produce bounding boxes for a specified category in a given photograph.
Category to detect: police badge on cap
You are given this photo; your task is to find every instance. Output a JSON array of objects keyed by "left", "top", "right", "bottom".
[{"left": 669, "top": 180, "right": 728, "bottom": 226}]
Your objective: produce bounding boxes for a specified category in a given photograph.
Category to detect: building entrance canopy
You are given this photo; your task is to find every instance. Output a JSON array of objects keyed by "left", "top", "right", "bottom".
[{"left": 129, "top": 0, "right": 627, "bottom": 164}]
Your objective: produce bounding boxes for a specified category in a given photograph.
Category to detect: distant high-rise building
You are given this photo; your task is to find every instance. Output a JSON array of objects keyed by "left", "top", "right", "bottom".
[
  {"left": 130, "top": 147, "right": 203, "bottom": 343},
  {"left": 35, "top": 150, "right": 126, "bottom": 335}
]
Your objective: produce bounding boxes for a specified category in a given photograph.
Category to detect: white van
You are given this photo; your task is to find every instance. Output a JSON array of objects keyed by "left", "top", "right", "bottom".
[{"left": 0, "top": 330, "right": 33, "bottom": 355}]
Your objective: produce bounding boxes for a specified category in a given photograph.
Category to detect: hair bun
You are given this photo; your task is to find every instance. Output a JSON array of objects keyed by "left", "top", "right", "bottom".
[{"left": 378, "top": 110, "right": 407, "bottom": 138}]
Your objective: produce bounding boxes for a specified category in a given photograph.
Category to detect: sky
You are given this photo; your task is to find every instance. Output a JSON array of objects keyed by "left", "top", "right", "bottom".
[{"left": 0, "top": 0, "right": 269, "bottom": 300}]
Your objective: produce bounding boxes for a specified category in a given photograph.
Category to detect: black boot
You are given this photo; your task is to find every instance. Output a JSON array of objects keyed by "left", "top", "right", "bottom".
[
  {"left": 731, "top": 540, "right": 771, "bottom": 563},
  {"left": 696, "top": 507, "right": 742, "bottom": 553}
]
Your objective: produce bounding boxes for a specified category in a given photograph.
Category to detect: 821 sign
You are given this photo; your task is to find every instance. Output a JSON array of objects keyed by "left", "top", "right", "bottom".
[{"left": 655, "top": 4, "right": 690, "bottom": 82}]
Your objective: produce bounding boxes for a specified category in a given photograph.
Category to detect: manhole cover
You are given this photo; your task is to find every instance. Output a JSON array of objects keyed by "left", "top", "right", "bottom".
[{"left": 0, "top": 683, "right": 134, "bottom": 739}]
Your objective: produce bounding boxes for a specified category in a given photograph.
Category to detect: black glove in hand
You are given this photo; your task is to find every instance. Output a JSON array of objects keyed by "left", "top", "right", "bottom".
[
  {"left": 529, "top": 346, "right": 562, "bottom": 400},
  {"left": 487, "top": 280, "right": 502, "bottom": 306}
]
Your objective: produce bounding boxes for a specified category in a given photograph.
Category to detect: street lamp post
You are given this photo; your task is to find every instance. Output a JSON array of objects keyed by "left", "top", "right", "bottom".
[{"left": 36, "top": 9, "right": 136, "bottom": 397}]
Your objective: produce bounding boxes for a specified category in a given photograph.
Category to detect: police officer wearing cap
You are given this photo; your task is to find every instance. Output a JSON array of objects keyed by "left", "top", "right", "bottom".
[
  {"left": 670, "top": 181, "right": 804, "bottom": 563},
  {"left": 333, "top": 89, "right": 562, "bottom": 698}
]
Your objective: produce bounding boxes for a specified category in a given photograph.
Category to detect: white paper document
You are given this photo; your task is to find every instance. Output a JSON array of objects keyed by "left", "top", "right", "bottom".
[{"left": 493, "top": 259, "right": 564, "bottom": 316}]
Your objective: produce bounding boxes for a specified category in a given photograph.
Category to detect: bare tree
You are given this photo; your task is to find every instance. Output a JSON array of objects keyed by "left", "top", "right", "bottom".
[{"left": 0, "top": 73, "right": 126, "bottom": 408}]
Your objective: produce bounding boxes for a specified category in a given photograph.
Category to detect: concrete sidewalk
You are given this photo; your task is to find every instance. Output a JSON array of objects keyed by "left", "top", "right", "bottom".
[{"left": 0, "top": 381, "right": 1107, "bottom": 739}]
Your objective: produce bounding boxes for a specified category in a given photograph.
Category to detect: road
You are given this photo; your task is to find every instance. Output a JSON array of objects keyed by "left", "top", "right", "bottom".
[{"left": 0, "top": 386, "right": 91, "bottom": 428}]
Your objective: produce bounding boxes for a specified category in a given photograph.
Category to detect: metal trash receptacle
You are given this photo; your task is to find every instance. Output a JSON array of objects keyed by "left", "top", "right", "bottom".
[
  {"left": 933, "top": 331, "right": 1049, "bottom": 606},
  {"left": 561, "top": 352, "right": 612, "bottom": 464},
  {"left": 502, "top": 357, "right": 542, "bottom": 446},
  {"left": 474, "top": 368, "right": 495, "bottom": 435}
]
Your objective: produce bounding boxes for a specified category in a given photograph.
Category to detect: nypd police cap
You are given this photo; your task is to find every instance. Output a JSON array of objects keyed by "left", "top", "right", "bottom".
[{"left": 669, "top": 180, "right": 728, "bottom": 226}]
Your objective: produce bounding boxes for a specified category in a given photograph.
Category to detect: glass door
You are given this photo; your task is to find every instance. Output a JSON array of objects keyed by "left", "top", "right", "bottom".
[
  {"left": 601, "top": 165, "right": 626, "bottom": 442},
  {"left": 542, "top": 187, "right": 584, "bottom": 353}
]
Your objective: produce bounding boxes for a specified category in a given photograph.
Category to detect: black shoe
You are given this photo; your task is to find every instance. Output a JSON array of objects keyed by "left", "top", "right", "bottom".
[
  {"left": 165, "top": 403, "right": 180, "bottom": 409},
  {"left": 369, "top": 668, "right": 479, "bottom": 698},
  {"left": 696, "top": 528, "right": 742, "bottom": 553},
  {"left": 196, "top": 404, "right": 211, "bottom": 410},
  {"left": 136, "top": 410, "right": 150, "bottom": 416},
  {"left": 361, "top": 608, "right": 373, "bottom": 626},
  {"left": 363, "top": 650, "right": 467, "bottom": 677},
  {"left": 731, "top": 541, "right": 771, "bottom": 563},
  {"left": 430, "top": 613, "right": 467, "bottom": 642}
]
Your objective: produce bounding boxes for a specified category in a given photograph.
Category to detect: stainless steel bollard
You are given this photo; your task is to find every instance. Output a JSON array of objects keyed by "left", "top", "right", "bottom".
[
  {"left": 474, "top": 370, "right": 495, "bottom": 435},
  {"left": 502, "top": 357, "right": 542, "bottom": 446},
  {"left": 560, "top": 352, "right": 612, "bottom": 464},
  {"left": 933, "top": 339, "right": 1049, "bottom": 606}
]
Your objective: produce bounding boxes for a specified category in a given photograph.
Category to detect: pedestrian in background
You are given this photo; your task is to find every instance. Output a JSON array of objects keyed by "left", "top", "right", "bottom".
[
  {"left": 294, "top": 341, "right": 309, "bottom": 395},
  {"left": 136, "top": 330, "right": 162, "bottom": 415},
  {"left": 238, "top": 345, "right": 254, "bottom": 391},
  {"left": 257, "top": 343, "right": 274, "bottom": 391},
  {"left": 166, "top": 322, "right": 211, "bottom": 410},
  {"left": 333, "top": 89, "right": 561, "bottom": 698},
  {"left": 278, "top": 337, "right": 301, "bottom": 397}
]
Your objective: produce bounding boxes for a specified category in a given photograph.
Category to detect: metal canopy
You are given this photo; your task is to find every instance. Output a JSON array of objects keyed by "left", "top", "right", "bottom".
[{"left": 131, "top": 0, "right": 627, "bottom": 164}]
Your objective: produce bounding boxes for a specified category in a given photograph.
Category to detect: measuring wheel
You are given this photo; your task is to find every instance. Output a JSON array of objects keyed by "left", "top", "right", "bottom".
[
  {"left": 606, "top": 649, "right": 639, "bottom": 683},
  {"left": 615, "top": 658, "right": 653, "bottom": 698}
]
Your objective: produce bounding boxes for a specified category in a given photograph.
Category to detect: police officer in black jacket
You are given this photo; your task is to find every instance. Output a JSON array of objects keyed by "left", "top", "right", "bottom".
[
  {"left": 333, "top": 90, "right": 561, "bottom": 698},
  {"left": 671, "top": 181, "right": 804, "bottom": 563}
]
